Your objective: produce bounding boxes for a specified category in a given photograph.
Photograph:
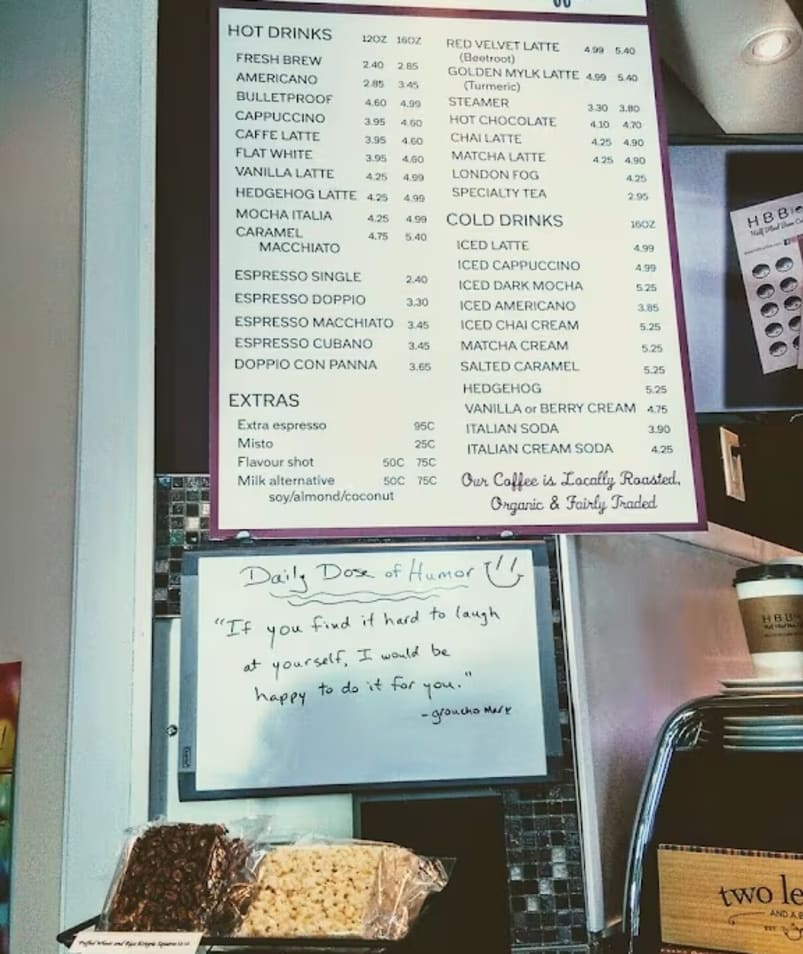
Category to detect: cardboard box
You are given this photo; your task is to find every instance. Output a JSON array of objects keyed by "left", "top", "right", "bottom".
[{"left": 659, "top": 844, "right": 803, "bottom": 954}]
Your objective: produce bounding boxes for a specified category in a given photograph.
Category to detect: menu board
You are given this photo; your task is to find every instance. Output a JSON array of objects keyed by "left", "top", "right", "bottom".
[
  {"left": 212, "top": 0, "right": 705, "bottom": 538},
  {"left": 179, "top": 545, "right": 560, "bottom": 796}
]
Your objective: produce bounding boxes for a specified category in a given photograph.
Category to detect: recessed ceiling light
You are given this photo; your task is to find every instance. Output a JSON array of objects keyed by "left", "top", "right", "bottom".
[{"left": 742, "top": 28, "right": 801, "bottom": 65}]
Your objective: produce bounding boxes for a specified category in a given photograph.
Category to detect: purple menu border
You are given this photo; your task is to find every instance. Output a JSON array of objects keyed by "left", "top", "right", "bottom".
[
  {"left": 645, "top": 0, "right": 707, "bottom": 526},
  {"left": 210, "top": 0, "right": 222, "bottom": 539},
  {"left": 210, "top": 0, "right": 707, "bottom": 540}
]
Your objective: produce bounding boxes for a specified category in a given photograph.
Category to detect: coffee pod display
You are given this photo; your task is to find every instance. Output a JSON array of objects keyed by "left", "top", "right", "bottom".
[{"left": 733, "top": 563, "right": 803, "bottom": 676}]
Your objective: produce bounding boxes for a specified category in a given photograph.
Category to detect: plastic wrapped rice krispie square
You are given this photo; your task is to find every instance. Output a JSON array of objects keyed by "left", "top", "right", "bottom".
[{"left": 238, "top": 839, "right": 450, "bottom": 940}]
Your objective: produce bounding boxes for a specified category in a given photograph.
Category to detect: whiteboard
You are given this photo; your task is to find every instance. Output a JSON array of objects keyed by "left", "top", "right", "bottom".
[{"left": 179, "top": 544, "right": 559, "bottom": 797}]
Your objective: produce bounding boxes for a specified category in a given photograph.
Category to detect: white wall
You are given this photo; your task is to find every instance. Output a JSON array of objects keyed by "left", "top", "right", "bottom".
[
  {"left": 0, "top": 0, "right": 85, "bottom": 949},
  {"left": 60, "top": 0, "right": 157, "bottom": 930},
  {"left": 563, "top": 528, "right": 800, "bottom": 934}
]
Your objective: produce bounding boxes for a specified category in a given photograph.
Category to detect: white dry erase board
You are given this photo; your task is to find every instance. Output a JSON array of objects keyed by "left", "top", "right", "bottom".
[{"left": 179, "top": 544, "right": 560, "bottom": 797}]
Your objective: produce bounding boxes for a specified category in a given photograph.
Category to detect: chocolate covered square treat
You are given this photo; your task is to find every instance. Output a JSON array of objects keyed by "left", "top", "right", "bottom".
[{"left": 105, "top": 823, "right": 240, "bottom": 932}]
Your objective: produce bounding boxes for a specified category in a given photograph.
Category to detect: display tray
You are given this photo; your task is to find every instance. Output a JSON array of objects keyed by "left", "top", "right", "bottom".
[
  {"left": 658, "top": 939, "right": 746, "bottom": 953},
  {"left": 57, "top": 915, "right": 423, "bottom": 952},
  {"left": 659, "top": 948, "right": 728, "bottom": 954}
]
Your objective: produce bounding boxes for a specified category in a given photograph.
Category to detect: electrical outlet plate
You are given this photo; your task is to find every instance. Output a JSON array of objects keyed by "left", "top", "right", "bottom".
[{"left": 719, "top": 427, "right": 746, "bottom": 502}]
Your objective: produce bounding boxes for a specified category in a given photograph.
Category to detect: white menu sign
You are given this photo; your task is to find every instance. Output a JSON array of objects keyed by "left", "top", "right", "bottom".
[{"left": 212, "top": 0, "right": 704, "bottom": 538}]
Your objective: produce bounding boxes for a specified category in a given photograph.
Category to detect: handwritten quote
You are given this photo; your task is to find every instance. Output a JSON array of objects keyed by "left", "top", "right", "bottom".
[{"left": 215, "top": 553, "right": 520, "bottom": 726}]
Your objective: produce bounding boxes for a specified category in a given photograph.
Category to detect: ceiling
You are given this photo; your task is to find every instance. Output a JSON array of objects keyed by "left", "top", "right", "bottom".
[{"left": 655, "top": 0, "right": 803, "bottom": 135}]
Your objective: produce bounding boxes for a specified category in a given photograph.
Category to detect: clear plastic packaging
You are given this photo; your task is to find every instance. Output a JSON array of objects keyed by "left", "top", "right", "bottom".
[
  {"left": 99, "top": 819, "right": 269, "bottom": 934},
  {"left": 237, "top": 836, "right": 452, "bottom": 941}
]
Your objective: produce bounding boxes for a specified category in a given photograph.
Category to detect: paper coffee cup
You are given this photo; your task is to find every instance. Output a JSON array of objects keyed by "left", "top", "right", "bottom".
[{"left": 734, "top": 563, "right": 803, "bottom": 676}]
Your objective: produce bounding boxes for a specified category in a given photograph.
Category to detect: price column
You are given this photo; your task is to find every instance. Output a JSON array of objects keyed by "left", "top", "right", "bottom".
[
  {"left": 356, "top": 26, "right": 445, "bottom": 501},
  {"left": 570, "top": 24, "right": 691, "bottom": 472}
]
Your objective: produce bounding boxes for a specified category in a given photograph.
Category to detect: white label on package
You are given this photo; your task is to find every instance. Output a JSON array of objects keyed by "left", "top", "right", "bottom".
[
  {"left": 70, "top": 931, "right": 202, "bottom": 953},
  {"left": 730, "top": 193, "right": 803, "bottom": 374}
]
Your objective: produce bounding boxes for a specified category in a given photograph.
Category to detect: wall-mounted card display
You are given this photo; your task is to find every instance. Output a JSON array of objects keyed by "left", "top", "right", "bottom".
[
  {"left": 211, "top": 0, "right": 704, "bottom": 538},
  {"left": 730, "top": 193, "right": 803, "bottom": 376},
  {"left": 672, "top": 146, "right": 803, "bottom": 412}
]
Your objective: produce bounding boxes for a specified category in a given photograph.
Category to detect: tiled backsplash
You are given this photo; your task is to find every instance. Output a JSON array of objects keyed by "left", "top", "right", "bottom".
[
  {"left": 154, "top": 475, "right": 210, "bottom": 616},
  {"left": 153, "top": 475, "right": 589, "bottom": 953},
  {"left": 503, "top": 540, "right": 587, "bottom": 951}
]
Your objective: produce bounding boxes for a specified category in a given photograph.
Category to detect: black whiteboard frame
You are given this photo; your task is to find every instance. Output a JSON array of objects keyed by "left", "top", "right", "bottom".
[{"left": 178, "top": 541, "right": 562, "bottom": 800}]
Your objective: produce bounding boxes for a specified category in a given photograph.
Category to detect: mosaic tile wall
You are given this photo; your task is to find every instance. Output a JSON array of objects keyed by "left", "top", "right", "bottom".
[
  {"left": 154, "top": 475, "right": 210, "bottom": 616},
  {"left": 153, "top": 476, "right": 591, "bottom": 953},
  {"left": 503, "top": 536, "right": 587, "bottom": 953}
]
